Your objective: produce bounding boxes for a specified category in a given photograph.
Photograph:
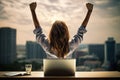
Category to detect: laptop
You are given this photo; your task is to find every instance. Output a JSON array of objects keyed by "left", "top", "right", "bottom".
[{"left": 43, "top": 59, "right": 76, "bottom": 76}]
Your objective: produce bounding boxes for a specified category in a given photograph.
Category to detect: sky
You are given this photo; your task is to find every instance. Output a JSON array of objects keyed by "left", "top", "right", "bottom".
[{"left": 0, "top": 0, "right": 120, "bottom": 45}]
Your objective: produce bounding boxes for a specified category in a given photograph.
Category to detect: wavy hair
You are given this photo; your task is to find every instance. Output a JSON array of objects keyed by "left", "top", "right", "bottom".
[{"left": 49, "top": 20, "right": 70, "bottom": 58}]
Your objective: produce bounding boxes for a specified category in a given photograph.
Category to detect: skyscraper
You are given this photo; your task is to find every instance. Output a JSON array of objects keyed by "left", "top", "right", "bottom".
[
  {"left": 105, "top": 37, "right": 116, "bottom": 64},
  {"left": 0, "top": 27, "right": 16, "bottom": 64},
  {"left": 88, "top": 44, "right": 104, "bottom": 63},
  {"left": 26, "top": 41, "right": 46, "bottom": 59}
]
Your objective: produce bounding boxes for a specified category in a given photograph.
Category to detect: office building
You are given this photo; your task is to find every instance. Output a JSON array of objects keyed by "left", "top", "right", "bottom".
[
  {"left": 105, "top": 37, "right": 116, "bottom": 64},
  {"left": 0, "top": 27, "right": 16, "bottom": 64},
  {"left": 88, "top": 44, "right": 104, "bottom": 63},
  {"left": 26, "top": 41, "right": 46, "bottom": 59}
]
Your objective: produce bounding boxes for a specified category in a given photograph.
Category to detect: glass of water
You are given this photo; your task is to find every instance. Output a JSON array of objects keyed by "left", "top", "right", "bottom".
[{"left": 25, "top": 64, "right": 32, "bottom": 75}]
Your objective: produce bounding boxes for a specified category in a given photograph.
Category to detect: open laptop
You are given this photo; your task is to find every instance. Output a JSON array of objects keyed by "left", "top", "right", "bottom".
[{"left": 43, "top": 59, "right": 76, "bottom": 76}]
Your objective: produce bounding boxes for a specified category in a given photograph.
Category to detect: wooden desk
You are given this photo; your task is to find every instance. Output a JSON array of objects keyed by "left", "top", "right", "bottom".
[{"left": 0, "top": 71, "right": 120, "bottom": 80}]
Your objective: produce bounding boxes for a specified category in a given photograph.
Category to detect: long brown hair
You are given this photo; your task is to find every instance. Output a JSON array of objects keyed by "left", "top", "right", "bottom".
[{"left": 49, "top": 20, "right": 70, "bottom": 58}]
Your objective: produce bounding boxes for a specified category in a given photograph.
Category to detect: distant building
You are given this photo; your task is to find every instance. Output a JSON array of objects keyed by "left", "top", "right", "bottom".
[
  {"left": 105, "top": 37, "right": 116, "bottom": 65},
  {"left": 73, "top": 50, "right": 87, "bottom": 58},
  {"left": 76, "top": 54, "right": 101, "bottom": 70},
  {"left": 0, "top": 27, "right": 16, "bottom": 64},
  {"left": 26, "top": 41, "right": 46, "bottom": 59},
  {"left": 116, "top": 43, "right": 120, "bottom": 62},
  {"left": 77, "top": 54, "right": 99, "bottom": 66},
  {"left": 116, "top": 43, "right": 120, "bottom": 53},
  {"left": 88, "top": 44, "right": 104, "bottom": 63},
  {"left": 17, "top": 45, "right": 26, "bottom": 59},
  {"left": 84, "top": 60, "right": 101, "bottom": 69},
  {"left": 72, "top": 44, "right": 88, "bottom": 58}
]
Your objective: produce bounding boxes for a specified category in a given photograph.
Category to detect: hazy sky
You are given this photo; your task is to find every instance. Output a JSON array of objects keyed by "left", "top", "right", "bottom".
[{"left": 0, "top": 0, "right": 120, "bottom": 45}]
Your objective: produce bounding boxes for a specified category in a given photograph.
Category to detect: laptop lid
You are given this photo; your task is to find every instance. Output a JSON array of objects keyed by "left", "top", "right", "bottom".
[{"left": 43, "top": 59, "right": 76, "bottom": 76}]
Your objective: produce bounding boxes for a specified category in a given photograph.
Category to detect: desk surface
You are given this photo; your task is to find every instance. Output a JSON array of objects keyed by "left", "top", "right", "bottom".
[{"left": 0, "top": 71, "right": 120, "bottom": 78}]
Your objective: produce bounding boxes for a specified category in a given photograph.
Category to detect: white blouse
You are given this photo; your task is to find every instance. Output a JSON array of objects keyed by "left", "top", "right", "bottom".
[{"left": 33, "top": 26, "right": 87, "bottom": 59}]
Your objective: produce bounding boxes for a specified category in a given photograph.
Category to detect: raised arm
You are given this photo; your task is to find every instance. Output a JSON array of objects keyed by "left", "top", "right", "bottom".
[
  {"left": 81, "top": 3, "right": 93, "bottom": 28},
  {"left": 29, "top": 2, "right": 40, "bottom": 28}
]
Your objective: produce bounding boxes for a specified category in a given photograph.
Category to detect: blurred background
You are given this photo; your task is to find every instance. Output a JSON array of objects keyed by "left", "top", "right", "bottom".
[{"left": 0, "top": 0, "right": 120, "bottom": 71}]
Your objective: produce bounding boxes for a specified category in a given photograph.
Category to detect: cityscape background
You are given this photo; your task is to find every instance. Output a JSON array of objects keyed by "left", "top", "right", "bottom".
[
  {"left": 0, "top": 0, "right": 120, "bottom": 71},
  {"left": 0, "top": 27, "right": 120, "bottom": 71}
]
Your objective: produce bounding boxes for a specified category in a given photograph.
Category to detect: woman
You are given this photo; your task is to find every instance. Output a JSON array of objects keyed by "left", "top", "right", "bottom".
[{"left": 29, "top": 2, "right": 93, "bottom": 59}]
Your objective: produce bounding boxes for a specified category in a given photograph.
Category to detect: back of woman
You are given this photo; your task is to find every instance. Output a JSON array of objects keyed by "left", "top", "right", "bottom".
[{"left": 30, "top": 2, "right": 93, "bottom": 59}]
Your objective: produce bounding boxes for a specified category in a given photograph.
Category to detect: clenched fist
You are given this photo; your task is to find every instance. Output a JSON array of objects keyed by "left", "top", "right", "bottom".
[
  {"left": 86, "top": 3, "right": 93, "bottom": 11},
  {"left": 29, "top": 2, "right": 37, "bottom": 10}
]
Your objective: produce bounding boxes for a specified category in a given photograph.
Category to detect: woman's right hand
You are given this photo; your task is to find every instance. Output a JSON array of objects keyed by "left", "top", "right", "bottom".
[
  {"left": 86, "top": 3, "right": 93, "bottom": 12},
  {"left": 29, "top": 2, "right": 37, "bottom": 10}
]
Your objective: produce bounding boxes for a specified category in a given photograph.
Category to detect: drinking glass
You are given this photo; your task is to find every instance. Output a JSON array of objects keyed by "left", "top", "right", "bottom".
[{"left": 25, "top": 64, "right": 32, "bottom": 74}]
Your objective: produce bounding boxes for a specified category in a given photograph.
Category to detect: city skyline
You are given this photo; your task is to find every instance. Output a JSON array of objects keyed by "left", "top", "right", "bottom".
[
  {"left": 0, "top": 0, "right": 120, "bottom": 45},
  {"left": 0, "top": 27, "right": 119, "bottom": 71}
]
